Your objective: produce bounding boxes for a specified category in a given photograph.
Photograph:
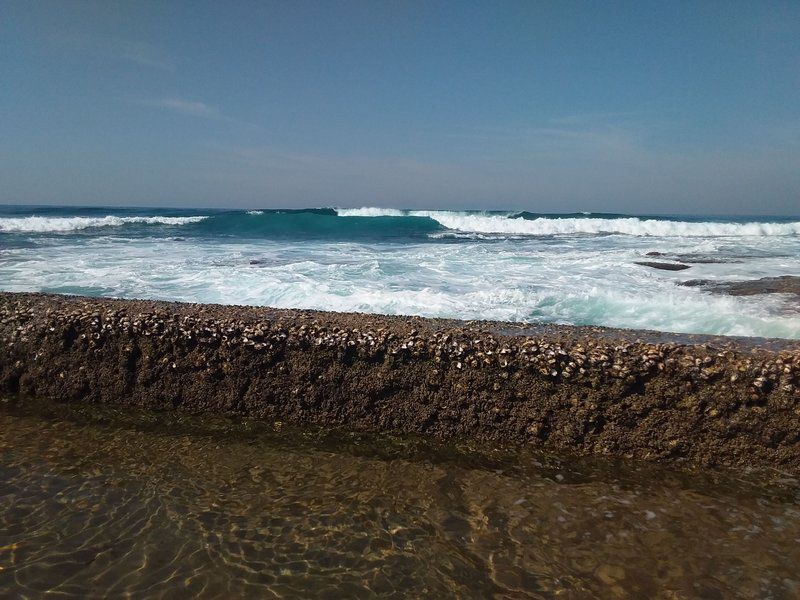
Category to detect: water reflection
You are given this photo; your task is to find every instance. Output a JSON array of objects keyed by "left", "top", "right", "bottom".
[{"left": 0, "top": 397, "right": 798, "bottom": 598}]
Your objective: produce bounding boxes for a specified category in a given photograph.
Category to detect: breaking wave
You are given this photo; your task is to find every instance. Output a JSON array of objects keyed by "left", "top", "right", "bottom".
[
  {"left": 336, "top": 208, "right": 800, "bottom": 237},
  {"left": 0, "top": 215, "right": 208, "bottom": 233},
  {"left": 4, "top": 208, "right": 798, "bottom": 238},
  {"left": 336, "top": 207, "right": 405, "bottom": 217}
]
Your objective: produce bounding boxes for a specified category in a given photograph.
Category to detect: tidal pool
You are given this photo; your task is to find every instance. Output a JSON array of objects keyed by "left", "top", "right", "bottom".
[{"left": 0, "top": 397, "right": 798, "bottom": 598}]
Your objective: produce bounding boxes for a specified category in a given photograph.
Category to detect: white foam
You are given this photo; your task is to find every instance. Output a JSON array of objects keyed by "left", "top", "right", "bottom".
[
  {"left": 417, "top": 213, "right": 800, "bottom": 237},
  {"left": 336, "top": 208, "right": 800, "bottom": 237},
  {"left": 246, "top": 210, "right": 264, "bottom": 215},
  {"left": 0, "top": 215, "right": 208, "bottom": 233},
  {"left": 336, "top": 207, "right": 405, "bottom": 217},
  {"left": 3, "top": 234, "right": 798, "bottom": 339}
]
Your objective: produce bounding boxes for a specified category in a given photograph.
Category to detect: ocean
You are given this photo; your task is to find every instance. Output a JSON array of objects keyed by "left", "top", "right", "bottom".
[{"left": 1, "top": 205, "right": 799, "bottom": 339}]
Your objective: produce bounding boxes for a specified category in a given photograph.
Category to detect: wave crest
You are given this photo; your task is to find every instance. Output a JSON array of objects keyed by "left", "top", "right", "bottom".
[
  {"left": 336, "top": 207, "right": 405, "bottom": 217},
  {"left": 426, "top": 214, "right": 800, "bottom": 237},
  {"left": 0, "top": 215, "right": 208, "bottom": 233},
  {"left": 338, "top": 208, "right": 800, "bottom": 237}
]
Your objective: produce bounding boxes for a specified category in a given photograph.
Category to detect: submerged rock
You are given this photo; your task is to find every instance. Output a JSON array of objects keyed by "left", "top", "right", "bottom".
[
  {"left": 680, "top": 276, "right": 800, "bottom": 297},
  {"left": 645, "top": 251, "right": 742, "bottom": 264}
]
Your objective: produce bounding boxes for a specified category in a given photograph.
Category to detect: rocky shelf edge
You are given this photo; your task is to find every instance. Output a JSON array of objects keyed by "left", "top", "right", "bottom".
[{"left": 1, "top": 292, "right": 799, "bottom": 471}]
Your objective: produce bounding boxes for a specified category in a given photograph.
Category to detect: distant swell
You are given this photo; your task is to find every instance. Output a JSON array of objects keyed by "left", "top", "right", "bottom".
[
  {"left": 336, "top": 208, "right": 800, "bottom": 237},
  {"left": 0, "top": 215, "right": 208, "bottom": 233},
  {"left": 193, "top": 210, "right": 439, "bottom": 239}
]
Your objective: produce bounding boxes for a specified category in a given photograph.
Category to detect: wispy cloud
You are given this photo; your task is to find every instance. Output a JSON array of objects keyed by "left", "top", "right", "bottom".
[
  {"left": 114, "top": 40, "right": 175, "bottom": 71},
  {"left": 522, "top": 125, "right": 642, "bottom": 158},
  {"left": 192, "top": 117, "right": 800, "bottom": 214},
  {"left": 131, "top": 96, "right": 261, "bottom": 129},
  {"left": 432, "top": 119, "right": 646, "bottom": 163},
  {"left": 52, "top": 33, "right": 175, "bottom": 71},
  {"left": 136, "top": 97, "right": 228, "bottom": 120},
  {"left": 548, "top": 109, "right": 667, "bottom": 126}
]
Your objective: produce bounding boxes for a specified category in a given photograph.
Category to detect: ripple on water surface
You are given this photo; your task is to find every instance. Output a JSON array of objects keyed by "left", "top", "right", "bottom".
[{"left": 0, "top": 398, "right": 799, "bottom": 598}]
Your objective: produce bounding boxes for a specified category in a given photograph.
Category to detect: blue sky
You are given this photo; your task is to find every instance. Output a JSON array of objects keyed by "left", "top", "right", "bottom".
[{"left": 2, "top": 1, "right": 799, "bottom": 214}]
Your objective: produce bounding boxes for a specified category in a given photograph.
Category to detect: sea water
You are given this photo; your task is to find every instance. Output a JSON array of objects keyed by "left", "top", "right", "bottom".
[
  {"left": 1, "top": 205, "right": 798, "bottom": 338},
  {"left": 1, "top": 398, "right": 799, "bottom": 598}
]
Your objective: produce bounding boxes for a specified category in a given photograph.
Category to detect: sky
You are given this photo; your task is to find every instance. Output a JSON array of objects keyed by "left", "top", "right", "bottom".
[{"left": 1, "top": 1, "right": 799, "bottom": 215}]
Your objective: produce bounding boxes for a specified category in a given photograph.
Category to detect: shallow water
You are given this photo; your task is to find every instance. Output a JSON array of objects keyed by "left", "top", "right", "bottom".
[{"left": 1, "top": 398, "right": 799, "bottom": 599}]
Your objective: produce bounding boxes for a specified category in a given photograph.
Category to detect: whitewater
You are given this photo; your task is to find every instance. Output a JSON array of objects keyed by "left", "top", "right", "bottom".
[{"left": 1, "top": 205, "right": 799, "bottom": 338}]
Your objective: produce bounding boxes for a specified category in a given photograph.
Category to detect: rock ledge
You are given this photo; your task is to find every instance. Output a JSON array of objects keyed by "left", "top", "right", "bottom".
[{"left": 1, "top": 292, "right": 799, "bottom": 471}]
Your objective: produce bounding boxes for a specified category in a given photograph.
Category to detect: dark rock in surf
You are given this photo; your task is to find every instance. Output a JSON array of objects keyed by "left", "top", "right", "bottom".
[
  {"left": 680, "top": 275, "right": 800, "bottom": 297},
  {"left": 635, "top": 261, "right": 691, "bottom": 271}
]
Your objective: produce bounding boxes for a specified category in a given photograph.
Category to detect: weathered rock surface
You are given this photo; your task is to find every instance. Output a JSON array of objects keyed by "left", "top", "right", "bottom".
[
  {"left": 680, "top": 276, "right": 800, "bottom": 297},
  {"left": 635, "top": 261, "right": 692, "bottom": 271},
  {"left": 1, "top": 292, "right": 799, "bottom": 471}
]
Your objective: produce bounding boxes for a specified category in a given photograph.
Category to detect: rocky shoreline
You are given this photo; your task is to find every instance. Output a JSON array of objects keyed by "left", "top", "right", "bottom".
[
  {"left": 679, "top": 275, "right": 800, "bottom": 298},
  {"left": 1, "top": 292, "right": 799, "bottom": 471}
]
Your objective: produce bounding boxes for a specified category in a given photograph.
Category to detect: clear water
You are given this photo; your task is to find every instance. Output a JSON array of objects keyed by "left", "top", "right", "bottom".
[
  {"left": 1, "top": 398, "right": 798, "bottom": 598},
  {"left": 1, "top": 205, "right": 799, "bottom": 338}
]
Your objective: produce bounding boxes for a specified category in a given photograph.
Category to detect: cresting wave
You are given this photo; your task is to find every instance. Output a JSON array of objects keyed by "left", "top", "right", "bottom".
[
  {"left": 337, "top": 208, "right": 800, "bottom": 237},
  {"left": 2, "top": 209, "right": 799, "bottom": 237},
  {"left": 424, "top": 214, "right": 800, "bottom": 237},
  {"left": 336, "top": 207, "right": 405, "bottom": 217},
  {"left": 0, "top": 215, "right": 208, "bottom": 233}
]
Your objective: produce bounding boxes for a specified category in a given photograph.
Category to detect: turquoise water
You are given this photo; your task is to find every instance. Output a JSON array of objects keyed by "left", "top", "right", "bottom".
[{"left": 1, "top": 205, "right": 799, "bottom": 338}]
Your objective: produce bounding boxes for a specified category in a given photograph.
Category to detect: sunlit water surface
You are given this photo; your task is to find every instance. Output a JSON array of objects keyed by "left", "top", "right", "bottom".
[{"left": 1, "top": 398, "right": 799, "bottom": 599}]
